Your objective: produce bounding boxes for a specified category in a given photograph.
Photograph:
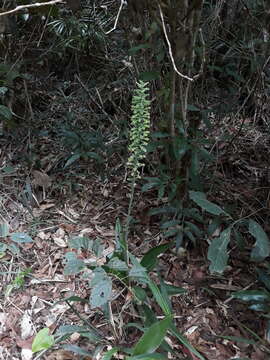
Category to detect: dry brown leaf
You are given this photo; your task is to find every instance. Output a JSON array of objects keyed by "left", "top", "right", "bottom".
[{"left": 32, "top": 170, "right": 52, "bottom": 188}]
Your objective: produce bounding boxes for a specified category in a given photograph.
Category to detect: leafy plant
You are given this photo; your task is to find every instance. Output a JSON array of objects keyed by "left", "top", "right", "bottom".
[
  {"left": 31, "top": 81, "right": 205, "bottom": 359},
  {"left": 60, "top": 126, "right": 106, "bottom": 168}
]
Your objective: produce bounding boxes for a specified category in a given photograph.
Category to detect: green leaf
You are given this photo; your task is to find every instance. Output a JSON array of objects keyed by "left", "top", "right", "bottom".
[
  {"left": 69, "top": 236, "right": 93, "bottom": 250},
  {"left": 148, "top": 280, "right": 171, "bottom": 316},
  {"left": 129, "top": 255, "right": 149, "bottom": 283},
  {"left": 0, "top": 105, "right": 12, "bottom": 120},
  {"left": 32, "top": 328, "right": 54, "bottom": 353},
  {"left": 169, "top": 324, "right": 206, "bottom": 360},
  {"left": 64, "top": 153, "right": 81, "bottom": 168},
  {"left": 162, "top": 284, "right": 187, "bottom": 296},
  {"left": 207, "top": 227, "right": 231, "bottom": 274},
  {"left": 232, "top": 290, "right": 270, "bottom": 303},
  {"left": 90, "top": 267, "right": 109, "bottom": 287},
  {"left": 90, "top": 279, "right": 112, "bottom": 308},
  {"left": 128, "top": 354, "right": 166, "bottom": 359},
  {"left": 56, "top": 325, "right": 101, "bottom": 342},
  {"left": 187, "top": 104, "right": 200, "bottom": 111},
  {"left": 0, "top": 223, "right": 9, "bottom": 237},
  {"left": 141, "top": 243, "right": 171, "bottom": 271},
  {"left": 107, "top": 257, "right": 128, "bottom": 271},
  {"left": 63, "top": 252, "right": 85, "bottom": 275},
  {"left": 189, "top": 191, "right": 229, "bottom": 217},
  {"left": 132, "top": 316, "right": 172, "bottom": 355},
  {"left": 132, "top": 286, "right": 147, "bottom": 302},
  {"left": 249, "top": 219, "right": 270, "bottom": 262},
  {"left": 10, "top": 232, "right": 33, "bottom": 243}
]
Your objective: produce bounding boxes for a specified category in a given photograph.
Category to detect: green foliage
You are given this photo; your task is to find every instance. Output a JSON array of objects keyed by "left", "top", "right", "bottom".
[
  {"left": 32, "top": 328, "right": 55, "bottom": 353},
  {"left": 60, "top": 126, "right": 106, "bottom": 168},
  {"left": 207, "top": 227, "right": 231, "bottom": 274},
  {"left": 128, "top": 81, "right": 151, "bottom": 179}
]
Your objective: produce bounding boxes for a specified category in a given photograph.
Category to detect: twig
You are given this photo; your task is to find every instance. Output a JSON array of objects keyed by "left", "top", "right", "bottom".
[
  {"left": 0, "top": 0, "right": 64, "bottom": 17},
  {"left": 158, "top": 4, "right": 194, "bottom": 82},
  {"left": 106, "top": 0, "right": 125, "bottom": 34}
]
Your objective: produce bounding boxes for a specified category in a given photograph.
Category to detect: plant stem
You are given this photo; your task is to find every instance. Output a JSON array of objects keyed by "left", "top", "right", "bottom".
[{"left": 124, "top": 176, "right": 136, "bottom": 266}]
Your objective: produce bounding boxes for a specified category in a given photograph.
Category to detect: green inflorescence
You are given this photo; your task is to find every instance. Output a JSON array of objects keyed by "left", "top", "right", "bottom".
[{"left": 128, "top": 81, "right": 151, "bottom": 180}]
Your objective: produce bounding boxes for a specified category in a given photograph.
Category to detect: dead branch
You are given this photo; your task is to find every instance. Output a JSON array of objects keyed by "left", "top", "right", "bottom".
[{"left": 0, "top": 0, "right": 65, "bottom": 17}]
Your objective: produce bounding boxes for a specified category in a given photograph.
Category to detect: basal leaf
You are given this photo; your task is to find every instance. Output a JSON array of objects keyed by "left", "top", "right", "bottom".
[
  {"left": 0, "top": 105, "right": 12, "bottom": 120},
  {"left": 107, "top": 257, "right": 128, "bottom": 271},
  {"left": 207, "top": 227, "right": 231, "bottom": 274},
  {"left": 63, "top": 252, "right": 85, "bottom": 275},
  {"left": 249, "top": 219, "right": 270, "bottom": 262},
  {"left": 132, "top": 316, "right": 172, "bottom": 356},
  {"left": 10, "top": 232, "right": 33, "bottom": 243},
  {"left": 32, "top": 328, "right": 54, "bottom": 353},
  {"left": 189, "top": 191, "right": 229, "bottom": 217},
  {"left": 90, "top": 279, "right": 112, "bottom": 308},
  {"left": 0, "top": 222, "right": 9, "bottom": 237}
]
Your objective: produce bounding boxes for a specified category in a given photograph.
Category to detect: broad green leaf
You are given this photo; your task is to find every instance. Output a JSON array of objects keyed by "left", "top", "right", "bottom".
[
  {"left": 141, "top": 243, "right": 171, "bottom": 271},
  {"left": 10, "top": 232, "right": 33, "bottom": 243},
  {"left": 189, "top": 191, "right": 229, "bottom": 217},
  {"left": 7, "top": 243, "right": 20, "bottom": 255},
  {"left": 90, "top": 267, "right": 109, "bottom": 287},
  {"left": 107, "top": 257, "right": 128, "bottom": 271},
  {"left": 92, "top": 238, "right": 104, "bottom": 257},
  {"left": 0, "top": 105, "right": 12, "bottom": 120},
  {"left": 132, "top": 286, "right": 147, "bottom": 302},
  {"left": 69, "top": 236, "right": 93, "bottom": 250},
  {"left": 0, "top": 223, "right": 9, "bottom": 237},
  {"left": 63, "top": 252, "right": 85, "bottom": 275},
  {"left": 90, "top": 279, "right": 112, "bottom": 308},
  {"left": 169, "top": 324, "right": 206, "bottom": 360},
  {"left": 32, "top": 328, "right": 54, "bottom": 353},
  {"left": 249, "top": 219, "right": 270, "bottom": 262},
  {"left": 132, "top": 316, "right": 172, "bottom": 355},
  {"left": 129, "top": 254, "right": 149, "bottom": 283},
  {"left": 207, "top": 227, "right": 231, "bottom": 274},
  {"left": 232, "top": 290, "right": 270, "bottom": 302}
]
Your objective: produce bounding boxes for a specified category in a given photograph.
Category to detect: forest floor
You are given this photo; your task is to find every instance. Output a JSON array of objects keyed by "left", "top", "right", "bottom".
[{"left": 0, "top": 69, "right": 270, "bottom": 360}]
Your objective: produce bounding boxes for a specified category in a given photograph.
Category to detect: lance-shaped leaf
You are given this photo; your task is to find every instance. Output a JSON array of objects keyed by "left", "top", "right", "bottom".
[
  {"left": 207, "top": 227, "right": 231, "bottom": 274},
  {"left": 249, "top": 219, "right": 270, "bottom": 262}
]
